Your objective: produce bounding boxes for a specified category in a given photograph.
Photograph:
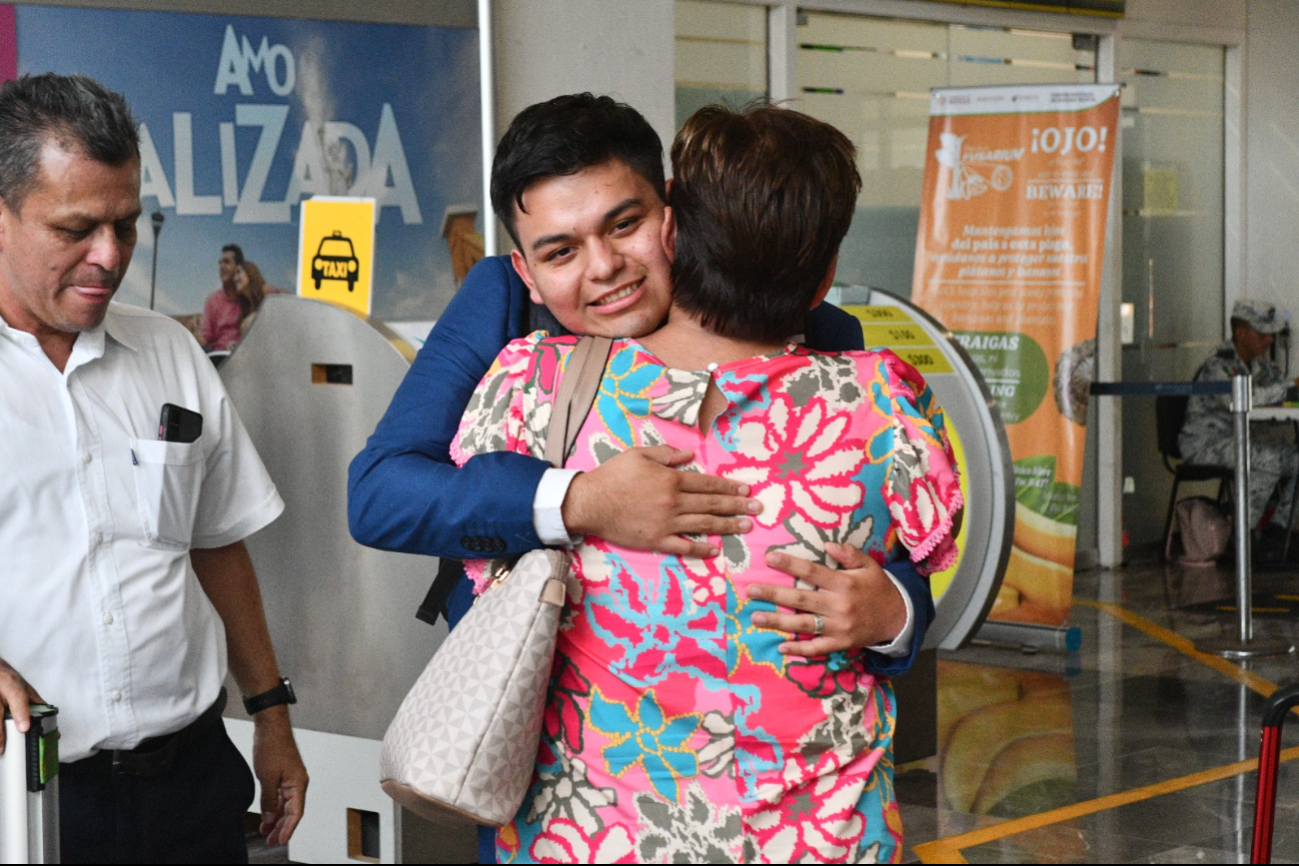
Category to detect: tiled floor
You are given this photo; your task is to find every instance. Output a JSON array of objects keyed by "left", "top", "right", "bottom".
[{"left": 899, "top": 554, "right": 1299, "bottom": 864}]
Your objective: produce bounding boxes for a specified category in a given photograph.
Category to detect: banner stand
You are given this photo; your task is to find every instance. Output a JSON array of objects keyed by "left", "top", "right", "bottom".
[{"left": 912, "top": 83, "right": 1122, "bottom": 630}]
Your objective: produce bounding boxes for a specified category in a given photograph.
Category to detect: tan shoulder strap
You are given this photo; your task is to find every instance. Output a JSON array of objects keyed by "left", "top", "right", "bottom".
[{"left": 544, "top": 336, "right": 613, "bottom": 468}]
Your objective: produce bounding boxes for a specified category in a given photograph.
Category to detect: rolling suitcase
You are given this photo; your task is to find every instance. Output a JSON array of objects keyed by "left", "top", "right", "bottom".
[
  {"left": 1252, "top": 680, "right": 1299, "bottom": 864},
  {"left": 1, "top": 705, "right": 60, "bottom": 865}
]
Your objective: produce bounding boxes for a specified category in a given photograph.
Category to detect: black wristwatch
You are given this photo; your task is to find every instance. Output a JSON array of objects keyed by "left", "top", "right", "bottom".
[{"left": 242, "top": 677, "right": 297, "bottom": 715}]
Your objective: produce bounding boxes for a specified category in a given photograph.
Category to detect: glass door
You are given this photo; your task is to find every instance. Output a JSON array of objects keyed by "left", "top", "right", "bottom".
[
  {"left": 674, "top": 0, "right": 768, "bottom": 130},
  {"left": 795, "top": 12, "right": 1097, "bottom": 297},
  {"left": 1118, "top": 39, "right": 1225, "bottom": 546}
]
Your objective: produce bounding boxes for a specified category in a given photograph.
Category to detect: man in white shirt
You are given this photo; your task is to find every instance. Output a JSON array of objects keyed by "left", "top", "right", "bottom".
[{"left": 0, "top": 73, "right": 307, "bottom": 862}]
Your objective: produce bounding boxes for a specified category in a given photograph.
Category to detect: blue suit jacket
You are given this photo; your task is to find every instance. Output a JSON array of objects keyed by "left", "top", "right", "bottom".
[{"left": 347, "top": 255, "right": 934, "bottom": 676}]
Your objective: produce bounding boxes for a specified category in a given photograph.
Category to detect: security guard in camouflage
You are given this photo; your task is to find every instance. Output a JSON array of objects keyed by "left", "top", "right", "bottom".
[{"left": 1179, "top": 299, "right": 1299, "bottom": 548}]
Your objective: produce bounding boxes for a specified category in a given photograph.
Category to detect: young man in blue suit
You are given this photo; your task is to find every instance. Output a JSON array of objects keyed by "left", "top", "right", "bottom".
[{"left": 348, "top": 93, "right": 933, "bottom": 666}]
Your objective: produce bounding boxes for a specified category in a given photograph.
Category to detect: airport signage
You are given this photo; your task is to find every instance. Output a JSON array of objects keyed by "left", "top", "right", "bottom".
[
  {"left": 913, "top": 83, "right": 1120, "bottom": 628},
  {"left": 298, "top": 197, "right": 376, "bottom": 317}
]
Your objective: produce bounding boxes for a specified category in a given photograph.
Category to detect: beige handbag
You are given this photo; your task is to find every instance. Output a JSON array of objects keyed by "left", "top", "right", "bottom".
[{"left": 380, "top": 336, "right": 613, "bottom": 827}]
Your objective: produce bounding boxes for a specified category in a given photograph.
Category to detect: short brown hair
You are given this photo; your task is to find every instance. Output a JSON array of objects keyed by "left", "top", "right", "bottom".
[{"left": 669, "top": 103, "right": 860, "bottom": 343}]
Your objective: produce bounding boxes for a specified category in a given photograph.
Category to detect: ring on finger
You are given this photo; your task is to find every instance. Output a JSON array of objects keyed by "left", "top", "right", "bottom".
[{"left": 812, "top": 613, "right": 825, "bottom": 637}]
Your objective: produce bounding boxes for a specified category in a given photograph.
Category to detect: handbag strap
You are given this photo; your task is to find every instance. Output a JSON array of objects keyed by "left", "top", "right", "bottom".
[
  {"left": 544, "top": 336, "right": 613, "bottom": 468},
  {"left": 416, "top": 335, "right": 611, "bottom": 627}
]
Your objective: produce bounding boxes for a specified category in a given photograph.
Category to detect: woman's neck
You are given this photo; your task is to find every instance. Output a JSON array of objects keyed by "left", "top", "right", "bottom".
[
  {"left": 638, "top": 305, "right": 787, "bottom": 432},
  {"left": 636, "top": 304, "right": 786, "bottom": 371}
]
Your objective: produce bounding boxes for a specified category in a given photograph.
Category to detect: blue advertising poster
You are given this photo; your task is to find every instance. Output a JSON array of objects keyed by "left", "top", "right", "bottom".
[{"left": 15, "top": 6, "right": 480, "bottom": 322}]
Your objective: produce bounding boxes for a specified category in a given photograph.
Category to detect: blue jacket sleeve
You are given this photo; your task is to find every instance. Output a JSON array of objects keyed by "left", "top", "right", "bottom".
[
  {"left": 347, "top": 256, "right": 554, "bottom": 559},
  {"left": 861, "top": 558, "right": 934, "bottom": 677},
  {"left": 807, "top": 300, "right": 934, "bottom": 676}
]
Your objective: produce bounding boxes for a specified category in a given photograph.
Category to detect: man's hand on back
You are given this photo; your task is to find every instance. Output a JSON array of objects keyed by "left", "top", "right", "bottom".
[
  {"left": 0, "top": 657, "right": 44, "bottom": 755},
  {"left": 561, "top": 446, "right": 759, "bottom": 558}
]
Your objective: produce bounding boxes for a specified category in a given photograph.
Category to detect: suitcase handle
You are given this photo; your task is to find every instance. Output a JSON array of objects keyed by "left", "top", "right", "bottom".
[
  {"left": 1261, "top": 681, "right": 1299, "bottom": 730},
  {"left": 1253, "top": 681, "right": 1299, "bottom": 864}
]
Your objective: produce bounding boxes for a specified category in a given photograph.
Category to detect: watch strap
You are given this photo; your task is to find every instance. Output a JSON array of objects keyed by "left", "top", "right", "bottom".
[{"left": 242, "top": 677, "right": 296, "bottom": 715}]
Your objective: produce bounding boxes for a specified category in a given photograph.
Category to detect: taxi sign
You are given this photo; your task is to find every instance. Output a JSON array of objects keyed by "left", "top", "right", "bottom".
[{"left": 298, "top": 197, "right": 375, "bottom": 316}]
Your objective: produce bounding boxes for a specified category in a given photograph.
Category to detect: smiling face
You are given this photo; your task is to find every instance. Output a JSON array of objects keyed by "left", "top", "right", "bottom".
[
  {"left": 509, "top": 159, "right": 674, "bottom": 338},
  {"left": 0, "top": 140, "right": 141, "bottom": 352}
]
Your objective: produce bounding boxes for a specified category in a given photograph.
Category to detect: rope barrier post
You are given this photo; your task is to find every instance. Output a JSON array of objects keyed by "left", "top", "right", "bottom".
[
  {"left": 1086, "top": 379, "right": 1293, "bottom": 659},
  {"left": 1197, "top": 374, "right": 1294, "bottom": 659},
  {"left": 1235, "top": 372, "right": 1252, "bottom": 643}
]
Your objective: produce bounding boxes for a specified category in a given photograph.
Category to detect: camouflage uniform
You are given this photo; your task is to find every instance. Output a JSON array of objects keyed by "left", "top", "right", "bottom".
[{"left": 1179, "top": 341, "right": 1298, "bottom": 530}]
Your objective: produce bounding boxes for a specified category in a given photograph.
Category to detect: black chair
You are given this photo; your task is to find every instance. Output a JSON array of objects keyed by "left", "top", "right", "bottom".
[{"left": 1156, "top": 394, "right": 1235, "bottom": 556}]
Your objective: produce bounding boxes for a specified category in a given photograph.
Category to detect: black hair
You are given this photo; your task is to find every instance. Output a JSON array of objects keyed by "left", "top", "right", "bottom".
[
  {"left": 0, "top": 73, "right": 138, "bottom": 213},
  {"left": 222, "top": 243, "right": 245, "bottom": 266},
  {"left": 490, "top": 93, "right": 666, "bottom": 249}
]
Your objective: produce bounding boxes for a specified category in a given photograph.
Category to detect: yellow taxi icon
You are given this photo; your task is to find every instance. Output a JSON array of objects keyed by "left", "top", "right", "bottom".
[{"left": 312, "top": 231, "right": 361, "bottom": 292}]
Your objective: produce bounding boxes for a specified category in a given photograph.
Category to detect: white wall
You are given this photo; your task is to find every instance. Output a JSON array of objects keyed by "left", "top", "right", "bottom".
[
  {"left": 1245, "top": 0, "right": 1299, "bottom": 367},
  {"left": 492, "top": 0, "right": 675, "bottom": 168}
]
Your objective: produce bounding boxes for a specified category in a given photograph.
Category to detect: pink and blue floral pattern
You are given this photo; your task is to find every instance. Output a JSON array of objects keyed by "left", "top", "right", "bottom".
[{"left": 453, "top": 334, "right": 962, "bottom": 864}]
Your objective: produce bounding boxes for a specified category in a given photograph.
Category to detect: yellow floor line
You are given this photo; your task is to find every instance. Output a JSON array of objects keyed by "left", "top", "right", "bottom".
[
  {"left": 1075, "top": 599, "right": 1281, "bottom": 699},
  {"left": 913, "top": 600, "right": 1289, "bottom": 863},
  {"left": 913, "top": 745, "right": 1299, "bottom": 864}
]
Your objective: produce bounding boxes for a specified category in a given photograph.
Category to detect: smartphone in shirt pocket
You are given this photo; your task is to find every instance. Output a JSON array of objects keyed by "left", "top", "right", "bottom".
[{"left": 132, "top": 404, "right": 204, "bottom": 548}]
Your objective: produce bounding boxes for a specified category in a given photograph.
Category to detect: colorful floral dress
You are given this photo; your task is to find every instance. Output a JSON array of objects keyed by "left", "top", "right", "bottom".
[{"left": 452, "top": 334, "right": 962, "bottom": 865}]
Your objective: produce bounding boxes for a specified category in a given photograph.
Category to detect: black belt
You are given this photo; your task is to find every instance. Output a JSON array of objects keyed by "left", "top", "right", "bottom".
[{"left": 65, "top": 689, "right": 227, "bottom": 778}]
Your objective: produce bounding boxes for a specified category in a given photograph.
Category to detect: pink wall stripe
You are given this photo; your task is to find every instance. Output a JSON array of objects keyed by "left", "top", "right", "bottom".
[{"left": 0, "top": 5, "right": 15, "bottom": 83}]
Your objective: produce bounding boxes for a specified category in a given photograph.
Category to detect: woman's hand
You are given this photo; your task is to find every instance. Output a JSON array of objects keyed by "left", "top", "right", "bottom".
[{"left": 748, "top": 543, "right": 908, "bottom": 657}]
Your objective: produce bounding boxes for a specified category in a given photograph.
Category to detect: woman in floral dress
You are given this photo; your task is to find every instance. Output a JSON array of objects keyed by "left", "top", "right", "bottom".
[{"left": 452, "top": 105, "right": 962, "bottom": 864}]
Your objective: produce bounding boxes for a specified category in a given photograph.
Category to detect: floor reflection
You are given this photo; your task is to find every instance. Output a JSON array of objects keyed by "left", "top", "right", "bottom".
[
  {"left": 900, "top": 556, "right": 1299, "bottom": 864},
  {"left": 937, "top": 663, "right": 1077, "bottom": 819}
]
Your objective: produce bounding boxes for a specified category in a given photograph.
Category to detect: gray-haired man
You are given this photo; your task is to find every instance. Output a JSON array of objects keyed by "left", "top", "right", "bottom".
[{"left": 0, "top": 73, "right": 306, "bottom": 862}]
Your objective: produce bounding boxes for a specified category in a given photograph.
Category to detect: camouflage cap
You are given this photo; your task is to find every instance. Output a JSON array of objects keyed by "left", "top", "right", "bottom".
[{"left": 1231, "top": 299, "right": 1286, "bottom": 335}]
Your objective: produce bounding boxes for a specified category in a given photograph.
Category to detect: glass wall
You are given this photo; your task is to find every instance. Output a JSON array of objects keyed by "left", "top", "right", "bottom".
[
  {"left": 1118, "top": 39, "right": 1226, "bottom": 545},
  {"left": 674, "top": 1, "right": 768, "bottom": 130},
  {"left": 795, "top": 12, "right": 1096, "bottom": 296}
]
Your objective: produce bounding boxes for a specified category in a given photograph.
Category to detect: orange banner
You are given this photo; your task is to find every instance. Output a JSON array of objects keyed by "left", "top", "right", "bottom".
[{"left": 913, "top": 84, "right": 1120, "bottom": 627}]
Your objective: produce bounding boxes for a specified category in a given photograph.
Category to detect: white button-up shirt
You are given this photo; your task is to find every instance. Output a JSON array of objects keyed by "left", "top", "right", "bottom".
[{"left": 0, "top": 303, "right": 283, "bottom": 761}]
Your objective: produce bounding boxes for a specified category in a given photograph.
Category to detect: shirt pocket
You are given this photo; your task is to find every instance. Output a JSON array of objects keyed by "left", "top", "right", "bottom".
[{"left": 130, "top": 439, "right": 204, "bottom": 549}]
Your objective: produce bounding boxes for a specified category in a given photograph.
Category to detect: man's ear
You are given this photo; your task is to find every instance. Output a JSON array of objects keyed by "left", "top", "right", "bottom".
[
  {"left": 661, "top": 205, "right": 677, "bottom": 263},
  {"left": 810, "top": 254, "right": 839, "bottom": 309},
  {"left": 0, "top": 199, "right": 11, "bottom": 253},
  {"left": 510, "top": 248, "right": 545, "bottom": 305}
]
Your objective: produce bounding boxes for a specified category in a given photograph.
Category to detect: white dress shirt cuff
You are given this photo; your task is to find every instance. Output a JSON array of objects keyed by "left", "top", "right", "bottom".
[
  {"left": 867, "top": 570, "right": 916, "bottom": 657},
  {"left": 534, "top": 468, "right": 583, "bottom": 547}
]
